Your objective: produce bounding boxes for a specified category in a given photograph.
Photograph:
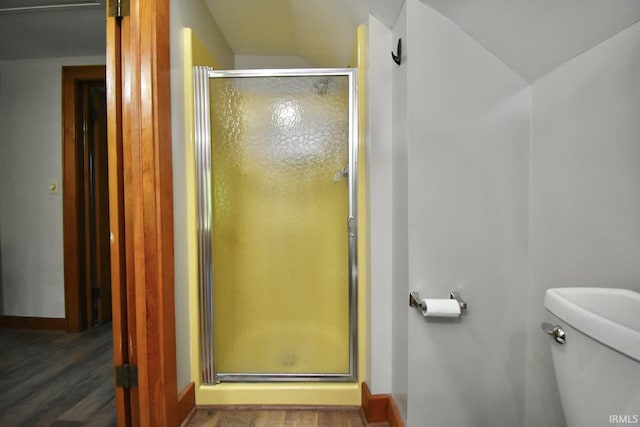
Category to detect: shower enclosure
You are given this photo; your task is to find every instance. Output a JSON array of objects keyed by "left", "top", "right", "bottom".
[{"left": 193, "top": 67, "right": 358, "bottom": 384}]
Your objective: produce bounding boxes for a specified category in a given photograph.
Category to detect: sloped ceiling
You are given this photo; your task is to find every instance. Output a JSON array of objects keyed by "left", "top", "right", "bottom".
[
  {"left": 205, "top": 0, "right": 640, "bottom": 81},
  {"left": 1, "top": 0, "right": 639, "bottom": 82},
  {"left": 420, "top": 0, "right": 640, "bottom": 81},
  {"left": 204, "top": 0, "right": 403, "bottom": 68}
]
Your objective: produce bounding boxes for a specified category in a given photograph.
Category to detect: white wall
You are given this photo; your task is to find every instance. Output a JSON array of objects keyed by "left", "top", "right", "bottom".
[
  {"left": 169, "top": 0, "right": 234, "bottom": 392},
  {"left": 367, "top": 15, "right": 394, "bottom": 395},
  {"left": 392, "top": 1, "right": 531, "bottom": 425},
  {"left": 0, "top": 56, "right": 105, "bottom": 318},
  {"left": 525, "top": 20, "right": 640, "bottom": 427},
  {"left": 391, "top": 2, "right": 409, "bottom": 420}
]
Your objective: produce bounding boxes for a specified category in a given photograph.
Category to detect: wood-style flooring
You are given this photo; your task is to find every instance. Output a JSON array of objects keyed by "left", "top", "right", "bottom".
[
  {"left": 0, "top": 322, "right": 116, "bottom": 426},
  {"left": 185, "top": 407, "right": 390, "bottom": 427},
  {"left": 0, "top": 323, "right": 391, "bottom": 426}
]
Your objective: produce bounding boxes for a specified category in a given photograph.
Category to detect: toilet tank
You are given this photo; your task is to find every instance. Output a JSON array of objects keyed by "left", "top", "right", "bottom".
[{"left": 544, "top": 287, "right": 640, "bottom": 427}]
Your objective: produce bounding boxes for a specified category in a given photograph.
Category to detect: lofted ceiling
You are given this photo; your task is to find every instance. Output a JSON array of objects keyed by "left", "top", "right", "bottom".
[
  {"left": 421, "top": 0, "right": 640, "bottom": 81},
  {"left": 1, "top": 0, "right": 639, "bottom": 82},
  {"left": 204, "top": 0, "right": 640, "bottom": 81},
  {"left": 203, "top": 0, "right": 403, "bottom": 68}
]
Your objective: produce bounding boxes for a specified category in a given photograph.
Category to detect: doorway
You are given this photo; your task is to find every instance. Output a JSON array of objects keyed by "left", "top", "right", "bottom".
[
  {"left": 62, "top": 65, "right": 111, "bottom": 332},
  {"left": 0, "top": 63, "right": 117, "bottom": 424}
]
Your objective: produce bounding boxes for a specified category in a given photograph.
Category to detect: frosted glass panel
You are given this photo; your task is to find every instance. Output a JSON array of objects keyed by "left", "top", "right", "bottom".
[{"left": 210, "top": 75, "right": 351, "bottom": 375}]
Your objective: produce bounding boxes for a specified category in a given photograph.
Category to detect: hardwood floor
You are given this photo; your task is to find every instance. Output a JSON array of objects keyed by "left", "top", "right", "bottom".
[
  {"left": 0, "top": 324, "right": 393, "bottom": 426},
  {"left": 185, "top": 407, "right": 390, "bottom": 427},
  {"left": 0, "top": 322, "right": 116, "bottom": 426}
]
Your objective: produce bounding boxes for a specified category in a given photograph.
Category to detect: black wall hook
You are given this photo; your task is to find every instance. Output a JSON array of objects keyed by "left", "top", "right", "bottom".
[{"left": 391, "top": 38, "right": 402, "bottom": 65}]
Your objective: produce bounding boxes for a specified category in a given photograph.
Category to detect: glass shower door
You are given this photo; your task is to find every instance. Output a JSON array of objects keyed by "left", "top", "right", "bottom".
[{"left": 194, "top": 68, "right": 358, "bottom": 383}]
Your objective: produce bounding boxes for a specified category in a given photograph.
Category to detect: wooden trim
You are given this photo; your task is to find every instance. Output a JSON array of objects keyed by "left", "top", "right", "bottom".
[
  {"left": 177, "top": 382, "right": 196, "bottom": 426},
  {"left": 106, "top": 7, "right": 133, "bottom": 426},
  {"left": 387, "top": 395, "right": 403, "bottom": 427},
  {"left": 361, "top": 382, "right": 404, "bottom": 427},
  {"left": 122, "top": 0, "right": 178, "bottom": 425},
  {"left": 0, "top": 315, "right": 66, "bottom": 330},
  {"left": 61, "top": 65, "right": 106, "bottom": 333},
  {"left": 361, "top": 381, "right": 389, "bottom": 422}
]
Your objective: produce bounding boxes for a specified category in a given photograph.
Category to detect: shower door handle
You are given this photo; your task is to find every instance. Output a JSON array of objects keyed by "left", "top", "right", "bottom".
[{"left": 334, "top": 166, "right": 349, "bottom": 182}]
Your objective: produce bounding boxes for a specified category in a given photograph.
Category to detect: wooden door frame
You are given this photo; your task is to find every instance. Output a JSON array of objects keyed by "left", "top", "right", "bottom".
[
  {"left": 62, "top": 65, "right": 107, "bottom": 333},
  {"left": 106, "top": 9, "right": 133, "bottom": 425},
  {"left": 88, "top": 86, "right": 112, "bottom": 326},
  {"left": 107, "top": 0, "right": 179, "bottom": 425}
]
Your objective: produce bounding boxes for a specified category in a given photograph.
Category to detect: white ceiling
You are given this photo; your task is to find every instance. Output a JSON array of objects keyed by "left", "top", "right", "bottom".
[
  {"left": 205, "top": 0, "right": 640, "bottom": 81},
  {"left": 420, "top": 0, "right": 640, "bottom": 81},
  {"left": 204, "top": 0, "right": 404, "bottom": 68},
  {"left": 0, "top": 0, "right": 106, "bottom": 60},
  {"left": 1, "top": 0, "right": 639, "bottom": 82}
]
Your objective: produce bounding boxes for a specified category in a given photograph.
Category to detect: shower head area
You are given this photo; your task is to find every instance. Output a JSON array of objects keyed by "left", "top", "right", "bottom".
[{"left": 312, "top": 77, "right": 333, "bottom": 95}]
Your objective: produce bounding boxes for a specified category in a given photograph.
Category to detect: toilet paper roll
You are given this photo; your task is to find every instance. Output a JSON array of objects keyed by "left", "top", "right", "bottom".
[{"left": 421, "top": 298, "right": 461, "bottom": 318}]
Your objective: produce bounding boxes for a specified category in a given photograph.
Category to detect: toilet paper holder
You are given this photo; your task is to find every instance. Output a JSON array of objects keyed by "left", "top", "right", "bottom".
[{"left": 409, "top": 290, "right": 468, "bottom": 311}]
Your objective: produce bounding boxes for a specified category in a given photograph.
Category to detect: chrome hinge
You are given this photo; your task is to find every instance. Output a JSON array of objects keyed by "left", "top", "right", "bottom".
[
  {"left": 115, "top": 364, "right": 138, "bottom": 388},
  {"left": 347, "top": 217, "right": 356, "bottom": 237},
  {"left": 108, "top": 0, "right": 129, "bottom": 18}
]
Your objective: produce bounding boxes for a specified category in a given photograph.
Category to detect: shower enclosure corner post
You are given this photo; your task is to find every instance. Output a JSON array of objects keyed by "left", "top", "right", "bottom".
[{"left": 193, "top": 66, "right": 216, "bottom": 384}]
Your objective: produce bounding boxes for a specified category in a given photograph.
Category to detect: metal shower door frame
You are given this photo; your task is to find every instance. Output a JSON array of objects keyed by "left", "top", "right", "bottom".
[{"left": 193, "top": 67, "right": 358, "bottom": 384}]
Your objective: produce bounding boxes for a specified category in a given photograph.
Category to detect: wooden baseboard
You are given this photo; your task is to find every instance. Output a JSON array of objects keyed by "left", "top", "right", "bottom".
[
  {"left": 178, "top": 382, "right": 196, "bottom": 426},
  {"left": 361, "top": 382, "right": 404, "bottom": 427},
  {"left": 0, "top": 315, "right": 66, "bottom": 330},
  {"left": 362, "top": 382, "right": 389, "bottom": 422},
  {"left": 386, "top": 395, "right": 403, "bottom": 427}
]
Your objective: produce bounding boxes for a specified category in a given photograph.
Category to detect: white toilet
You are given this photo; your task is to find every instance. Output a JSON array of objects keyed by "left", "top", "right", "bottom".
[{"left": 543, "top": 287, "right": 640, "bottom": 427}]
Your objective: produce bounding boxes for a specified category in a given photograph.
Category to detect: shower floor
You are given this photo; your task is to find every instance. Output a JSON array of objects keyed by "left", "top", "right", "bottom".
[
  {"left": 215, "top": 325, "right": 349, "bottom": 375},
  {"left": 184, "top": 406, "right": 390, "bottom": 427}
]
